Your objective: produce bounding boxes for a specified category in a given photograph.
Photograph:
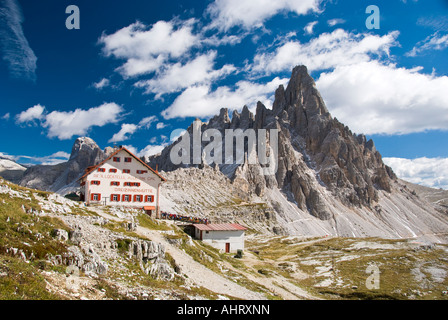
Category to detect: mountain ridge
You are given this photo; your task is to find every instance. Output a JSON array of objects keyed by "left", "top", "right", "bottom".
[{"left": 1, "top": 65, "right": 447, "bottom": 242}]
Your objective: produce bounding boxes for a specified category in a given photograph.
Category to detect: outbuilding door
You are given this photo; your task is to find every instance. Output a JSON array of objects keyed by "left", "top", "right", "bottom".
[{"left": 225, "top": 243, "right": 230, "bottom": 253}]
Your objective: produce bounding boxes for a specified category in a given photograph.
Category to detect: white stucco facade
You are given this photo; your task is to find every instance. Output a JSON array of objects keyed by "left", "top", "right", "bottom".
[
  {"left": 80, "top": 148, "right": 165, "bottom": 215},
  {"left": 193, "top": 224, "right": 246, "bottom": 253}
]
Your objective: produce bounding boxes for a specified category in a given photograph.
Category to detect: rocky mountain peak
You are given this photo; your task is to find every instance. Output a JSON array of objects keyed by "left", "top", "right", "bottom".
[
  {"left": 147, "top": 65, "right": 398, "bottom": 221},
  {"left": 66, "top": 137, "right": 105, "bottom": 182},
  {"left": 19, "top": 137, "right": 107, "bottom": 194},
  {"left": 208, "top": 108, "right": 230, "bottom": 130}
]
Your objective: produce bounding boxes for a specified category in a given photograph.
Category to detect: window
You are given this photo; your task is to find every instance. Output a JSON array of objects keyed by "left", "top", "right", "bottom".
[
  {"left": 110, "top": 194, "right": 120, "bottom": 202},
  {"left": 91, "top": 193, "right": 101, "bottom": 201},
  {"left": 124, "top": 182, "right": 140, "bottom": 187},
  {"left": 134, "top": 195, "right": 143, "bottom": 202},
  {"left": 109, "top": 168, "right": 117, "bottom": 173},
  {"left": 91, "top": 180, "right": 101, "bottom": 185},
  {"left": 145, "top": 195, "right": 154, "bottom": 202},
  {"left": 136, "top": 170, "right": 148, "bottom": 174},
  {"left": 124, "top": 157, "right": 132, "bottom": 163},
  {"left": 113, "top": 157, "right": 120, "bottom": 162},
  {"left": 98, "top": 168, "right": 106, "bottom": 172},
  {"left": 122, "top": 195, "right": 131, "bottom": 202},
  {"left": 110, "top": 181, "right": 120, "bottom": 186},
  {"left": 123, "top": 169, "right": 130, "bottom": 174}
]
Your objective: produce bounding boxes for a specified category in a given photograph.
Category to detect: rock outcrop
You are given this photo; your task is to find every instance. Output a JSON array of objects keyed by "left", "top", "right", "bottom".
[
  {"left": 148, "top": 65, "right": 397, "bottom": 222},
  {"left": 128, "top": 240, "right": 175, "bottom": 280},
  {"left": 19, "top": 137, "right": 107, "bottom": 194},
  {"left": 0, "top": 157, "right": 26, "bottom": 184}
]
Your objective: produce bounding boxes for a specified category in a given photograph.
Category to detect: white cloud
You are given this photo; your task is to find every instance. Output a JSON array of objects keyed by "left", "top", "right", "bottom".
[
  {"left": 304, "top": 21, "right": 318, "bottom": 35},
  {"left": 316, "top": 60, "right": 448, "bottom": 135},
  {"left": 124, "top": 143, "right": 168, "bottom": 158},
  {"left": 383, "top": 157, "right": 448, "bottom": 190},
  {"left": 251, "top": 29, "right": 399, "bottom": 75},
  {"left": 92, "top": 78, "right": 110, "bottom": 90},
  {"left": 2, "top": 113, "right": 10, "bottom": 120},
  {"left": 0, "top": 0, "right": 37, "bottom": 81},
  {"left": 19, "top": 102, "right": 124, "bottom": 140},
  {"left": 206, "top": 0, "right": 321, "bottom": 31},
  {"left": 108, "top": 123, "right": 138, "bottom": 143},
  {"left": 0, "top": 152, "right": 16, "bottom": 161},
  {"left": 156, "top": 122, "right": 167, "bottom": 129},
  {"left": 327, "top": 18, "right": 345, "bottom": 27},
  {"left": 407, "top": 32, "right": 448, "bottom": 57},
  {"left": 107, "top": 115, "right": 159, "bottom": 143},
  {"left": 99, "top": 19, "right": 200, "bottom": 78},
  {"left": 201, "top": 33, "right": 246, "bottom": 46},
  {"left": 16, "top": 104, "right": 45, "bottom": 124},
  {"left": 161, "top": 77, "right": 288, "bottom": 119},
  {"left": 13, "top": 151, "right": 70, "bottom": 166},
  {"left": 138, "top": 116, "right": 157, "bottom": 129},
  {"left": 134, "top": 51, "right": 236, "bottom": 97}
]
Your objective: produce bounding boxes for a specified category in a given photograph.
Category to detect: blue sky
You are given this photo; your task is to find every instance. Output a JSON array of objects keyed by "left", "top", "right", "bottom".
[{"left": 1, "top": 0, "right": 448, "bottom": 189}]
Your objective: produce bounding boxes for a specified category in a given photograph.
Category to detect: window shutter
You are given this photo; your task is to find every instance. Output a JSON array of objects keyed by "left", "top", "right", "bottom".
[
  {"left": 117, "top": 194, "right": 121, "bottom": 202},
  {"left": 91, "top": 193, "right": 95, "bottom": 201}
]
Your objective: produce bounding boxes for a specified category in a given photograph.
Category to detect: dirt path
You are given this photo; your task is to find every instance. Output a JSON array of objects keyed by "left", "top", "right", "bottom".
[
  {"left": 90, "top": 207, "right": 266, "bottom": 299},
  {"left": 228, "top": 251, "right": 319, "bottom": 300},
  {"left": 135, "top": 226, "right": 266, "bottom": 300},
  {"left": 91, "top": 207, "right": 321, "bottom": 300}
]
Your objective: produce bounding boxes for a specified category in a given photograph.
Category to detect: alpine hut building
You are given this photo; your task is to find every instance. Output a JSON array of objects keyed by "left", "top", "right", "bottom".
[{"left": 79, "top": 146, "right": 166, "bottom": 217}]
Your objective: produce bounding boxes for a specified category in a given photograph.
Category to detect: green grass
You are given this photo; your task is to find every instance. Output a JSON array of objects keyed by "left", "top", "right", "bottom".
[
  {"left": 0, "top": 191, "right": 69, "bottom": 260},
  {"left": 245, "top": 236, "right": 448, "bottom": 300},
  {"left": 0, "top": 255, "right": 65, "bottom": 300},
  {"left": 136, "top": 213, "right": 171, "bottom": 231}
]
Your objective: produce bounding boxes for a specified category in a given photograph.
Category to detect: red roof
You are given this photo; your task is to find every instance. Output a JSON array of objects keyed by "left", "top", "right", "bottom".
[
  {"left": 78, "top": 146, "right": 166, "bottom": 182},
  {"left": 193, "top": 223, "right": 247, "bottom": 231}
]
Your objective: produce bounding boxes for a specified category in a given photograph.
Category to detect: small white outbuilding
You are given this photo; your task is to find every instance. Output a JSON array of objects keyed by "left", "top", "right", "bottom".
[{"left": 192, "top": 223, "right": 247, "bottom": 253}]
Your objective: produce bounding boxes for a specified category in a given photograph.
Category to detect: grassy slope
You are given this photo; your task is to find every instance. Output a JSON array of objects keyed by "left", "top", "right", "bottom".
[{"left": 1, "top": 177, "right": 447, "bottom": 300}]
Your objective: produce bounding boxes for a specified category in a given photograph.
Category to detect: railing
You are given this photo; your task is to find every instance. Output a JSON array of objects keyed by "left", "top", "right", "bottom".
[{"left": 160, "top": 212, "right": 209, "bottom": 224}]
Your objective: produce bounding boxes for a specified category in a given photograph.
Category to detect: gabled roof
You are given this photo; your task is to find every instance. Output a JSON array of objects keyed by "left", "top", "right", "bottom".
[
  {"left": 79, "top": 146, "right": 166, "bottom": 182},
  {"left": 193, "top": 223, "right": 247, "bottom": 231}
]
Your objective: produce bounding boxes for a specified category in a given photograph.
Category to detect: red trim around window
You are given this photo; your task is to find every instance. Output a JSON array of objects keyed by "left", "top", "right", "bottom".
[
  {"left": 91, "top": 193, "right": 101, "bottom": 201},
  {"left": 110, "top": 194, "right": 121, "bottom": 202}
]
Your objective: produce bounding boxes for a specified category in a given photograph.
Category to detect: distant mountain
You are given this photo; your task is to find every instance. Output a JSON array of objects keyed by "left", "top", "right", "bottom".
[
  {"left": 18, "top": 137, "right": 111, "bottom": 194},
  {"left": 2, "top": 65, "right": 447, "bottom": 242},
  {"left": 0, "top": 156, "right": 26, "bottom": 184},
  {"left": 147, "top": 65, "right": 448, "bottom": 242}
]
